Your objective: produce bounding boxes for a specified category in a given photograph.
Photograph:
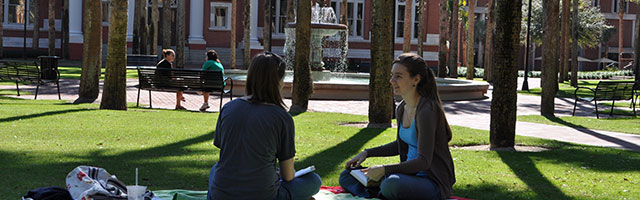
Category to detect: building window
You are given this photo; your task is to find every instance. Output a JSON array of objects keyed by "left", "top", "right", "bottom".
[
  {"left": 593, "top": 0, "right": 599, "bottom": 7},
  {"left": 210, "top": 2, "right": 232, "bottom": 30},
  {"left": 330, "top": 0, "right": 365, "bottom": 37},
  {"left": 612, "top": 0, "right": 629, "bottom": 13},
  {"left": 395, "top": 0, "right": 422, "bottom": 40},
  {"left": 102, "top": 0, "right": 110, "bottom": 24},
  {"left": 6, "top": 0, "right": 33, "bottom": 25}
]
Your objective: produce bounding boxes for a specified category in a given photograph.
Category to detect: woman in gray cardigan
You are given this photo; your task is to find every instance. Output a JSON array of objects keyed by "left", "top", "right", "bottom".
[{"left": 339, "top": 53, "right": 455, "bottom": 200}]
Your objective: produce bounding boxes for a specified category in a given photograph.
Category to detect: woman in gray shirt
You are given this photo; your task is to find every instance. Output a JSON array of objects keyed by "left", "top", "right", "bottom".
[
  {"left": 340, "top": 53, "right": 456, "bottom": 200},
  {"left": 208, "top": 53, "right": 321, "bottom": 200}
]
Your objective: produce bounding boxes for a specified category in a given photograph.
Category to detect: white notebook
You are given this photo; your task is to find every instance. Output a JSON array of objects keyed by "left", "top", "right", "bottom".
[
  {"left": 349, "top": 169, "right": 379, "bottom": 187},
  {"left": 294, "top": 166, "right": 316, "bottom": 178}
]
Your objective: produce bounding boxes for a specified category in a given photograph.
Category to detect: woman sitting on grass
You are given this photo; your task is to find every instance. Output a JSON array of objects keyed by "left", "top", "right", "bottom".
[
  {"left": 208, "top": 52, "right": 322, "bottom": 200},
  {"left": 339, "top": 53, "right": 456, "bottom": 200}
]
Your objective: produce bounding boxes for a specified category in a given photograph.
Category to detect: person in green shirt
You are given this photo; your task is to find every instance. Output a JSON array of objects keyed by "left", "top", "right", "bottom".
[{"left": 200, "top": 50, "right": 225, "bottom": 111}]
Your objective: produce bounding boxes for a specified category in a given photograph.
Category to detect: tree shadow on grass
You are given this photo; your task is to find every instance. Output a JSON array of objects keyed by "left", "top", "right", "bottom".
[
  {"left": 542, "top": 115, "right": 640, "bottom": 152},
  {"left": 496, "top": 151, "right": 572, "bottom": 200},
  {"left": 295, "top": 127, "right": 386, "bottom": 179},
  {"left": 0, "top": 108, "right": 91, "bottom": 123}
]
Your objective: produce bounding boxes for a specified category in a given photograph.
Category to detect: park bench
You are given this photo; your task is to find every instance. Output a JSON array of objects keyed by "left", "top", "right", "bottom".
[
  {"left": 572, "top": 80, "right": 636, "bottom": 118},
  {"left": 135, "top": 67, "right": 233, "bottom": 111},
  {"left": 127, "top": 54, "right": 158, "bottom": 67},
  {"left": 0, "top": 61, "right": 61, "bottom": 100}
]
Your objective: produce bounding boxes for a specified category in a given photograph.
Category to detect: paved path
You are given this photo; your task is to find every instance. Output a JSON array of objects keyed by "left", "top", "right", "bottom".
[{"left": 2, "top": 77, "right": 639, "bottom": 152}]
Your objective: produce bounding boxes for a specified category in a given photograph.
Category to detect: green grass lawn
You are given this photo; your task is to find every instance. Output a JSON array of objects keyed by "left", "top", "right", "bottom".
[
  {"left": 1, "top": 98, "right": 639, "bottom": 199},
  {"left": 518, "top": 115, "right": 640, "bottom": 135},
  {"left": 58, "top": 66, "right": 139, "bottom": 79},
  {"left": 518, "top": 80, "right": 636, "bottom": 99}
]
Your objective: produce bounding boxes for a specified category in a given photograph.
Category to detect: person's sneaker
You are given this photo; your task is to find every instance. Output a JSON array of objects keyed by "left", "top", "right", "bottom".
[
  {"left": 175, "top": 105, "right": 187, "bottom": 110},
  {"left": 199, "top": 103, "right": 210, "bottom": 112}
]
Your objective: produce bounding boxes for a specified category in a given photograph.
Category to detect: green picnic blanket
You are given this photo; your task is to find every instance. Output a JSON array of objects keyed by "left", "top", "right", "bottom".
[{"left": 152, "top": 189, "right": 376, "bottom": 200}]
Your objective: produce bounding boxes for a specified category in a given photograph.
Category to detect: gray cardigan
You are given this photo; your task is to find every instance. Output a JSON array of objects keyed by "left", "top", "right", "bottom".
[{"left": 365, "top": 97, "right": 456, "bottom": 199}]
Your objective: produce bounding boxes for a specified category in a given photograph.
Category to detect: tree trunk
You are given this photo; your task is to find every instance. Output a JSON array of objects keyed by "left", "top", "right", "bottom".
[
  {"left": 63, "top": 0, "right": 69, "bottom": 59},
  {"left": 417, "top": 0, "right": 425, "bottom": 57},
  {"left": 133, "top": 0, "right": 141, "bottom": 54},
  {"left": 140, "top": 0, "right": 149, "bottom": 54},
  {"left": 570, "top": 0, "right": 578, "bottom": 86},
  {"left": 151, "top": 0, "right": 159, "bottom": 54},
  {"left": 466, "top": 0, "right": 476, "bottom": 80},
  {"left": 618, "top": 0, "right": 624, "bottom": 69},
  {"left": 561, "top": 0, "right": 569, "bottom": 82},
  {"left": 438, "top": 0, "right": 448, "bottom": 77},
  {"left": 76, "top": 0, "right": 102, "bottom": 104},
  {"left": 100, "top": 0, "right": 129, "bottom": 110},
  {"left": 264, "top": 0, "right": 272, "bottom": 51},
  {"left": 368, "top": 0, "right": 394, "bottom": 126},
  {"left": 32, "top": 0, "right": 39, "bottom": 50},
  {"left": 162, "top": 0, "right": 171, "bottom": 49},
  {"left": 449, "top": 0, "right": 459, "bottom": 78},
  {"left": 288, "top": 0, "right": 297, "bottom": 23},
  {"left": 635, "top": 3, "right": 640, "bottom": 82},
  {"left": 243, "top": 0, "right": 251, "bottom": 68},
  {"left": 484, "top": 0, "right": 495, "bottom": 81},
  {"left": 490, "top": 0, "right": 522, "bottom": 149},
  {"left": 48, "top": 0, "right": 55, "bottom": 56},
  {"left": 231, "top": 0, "right": 237, "bottom": 69},
  {"left": 541, "top": 0, "right": 560, "bottom": 117},
  {"left": 176, "top": 0, "right": 185, "bottom": 68},
  {"left": 0, "top": 0, "right": 3, "bottom": 58},
  {"left": 402, "top": 0, "right": 413, "bottom": 53},
  {"left": 291, "top": 0, "right": 313, "bottom": 113},
  {"left": 340, "top": 0, "right": 347, "bottom": 25}
]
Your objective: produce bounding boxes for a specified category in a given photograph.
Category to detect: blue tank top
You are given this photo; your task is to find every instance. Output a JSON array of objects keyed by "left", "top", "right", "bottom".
[{"left": 399, "top": 118, "right": 428, "bottom": 177}]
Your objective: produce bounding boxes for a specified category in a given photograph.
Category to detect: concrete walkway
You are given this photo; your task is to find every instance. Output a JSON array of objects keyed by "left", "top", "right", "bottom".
[{"left": 1, "top": 77, "right": 639, "bottom": 152}]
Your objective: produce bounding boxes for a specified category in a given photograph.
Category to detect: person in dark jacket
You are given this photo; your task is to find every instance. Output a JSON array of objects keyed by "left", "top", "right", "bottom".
[
  {"left": 339, "top": 53, "right": 456, "bottom": 200},
  {"left": 155, "top": 49, "right": 186, "bottom": 110}
]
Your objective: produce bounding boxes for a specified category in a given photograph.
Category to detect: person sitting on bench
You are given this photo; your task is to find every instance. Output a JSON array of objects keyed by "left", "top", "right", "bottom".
[
  {"left": 199, "top": 50, "right": 225, "bottom": 112},
  {"left": 156, "top": 49, "right": 186, "bottom": 110}
]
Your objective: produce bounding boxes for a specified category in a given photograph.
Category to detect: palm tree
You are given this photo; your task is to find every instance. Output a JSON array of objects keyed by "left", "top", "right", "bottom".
[
  {"left": 449, "top": 0, "right": 459, "bottom": 78},
  {"left": 618, "top": 0, "right": 625, "bottom": 69},
  {"left": 133, "top": 0, "right": 149, "bottom": 54},
  {"left": 264, "top": 0, "right": 272, "bottom": 51},
  {"left": 368, "top": 0, "right": 394, "bottom": 126},
  {"left": 151, "top": 0, "right": 159, "bottom": 54},
  {"left": 466, "top": 0, "right": 476, "bottom": 80},
  {"left": 63, "top": 0, "right": 69, "bottom": 59},
  {"left": 484, "top": 0, "right": 495, "bottom": 81},
  {"left": 176, "top": 0, "right": 185, "bottom": 68},
  {"left": 48, "top": 0, "right": 55, "bottom": 56},
  {"left": 243, "top": 0, "right": 251, "bottom": 68},
  {"left": 133, "top": 0, "right": 141, "bottom": 54},
  {"left": 490, "top": 0, "right": 522, "bottom": 149},
  {"left": 570, "top": 0, "right": 579, "bottom": 86},
  {"left": 541, "top": 0, "right": 560, "bottom": 117},
  {"left": 402, "top": 0, "right": 413, "bottom": 53},
  {"left": 0, "top": 0, "right": 3, "bottom": 58},
  {"left": 291, "top": 0, "right": 313, "bottom": 113},
  {"left": 31, "top": 0, "right": 39, "bottom": 50},
  {"left": 438, "top": 0, "right": 448, "bottom": 77},
  {"left": 561, "top": 0, "right": 569, "bottom": 82},
  {"left": 417, "top": 0, "right": 425, "bottom": 57},
  {"left": 162, "top": 0, "right": 171, "bottom": 49},
  {"left": 635, "top": 2, "right": 640, "bottom": 81},
  {"left": 231, "top": 0, "right": 237, "bottom": 69},
  {"left": 75, "top": 0, "right": 102, "bottom": 104},
  {"left": 100, "top": 0, "right": 129, "bottom": 110}
]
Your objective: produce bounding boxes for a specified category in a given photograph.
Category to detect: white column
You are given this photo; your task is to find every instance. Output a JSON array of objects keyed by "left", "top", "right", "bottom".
[
  {"left": 69, "top": 0, "right": 83, "bottom": 43},
  {"left": 127, "top": 0, "right": 135, "bottom": 42},
  {"left": 188, "top": 0, "right": 206, "bottom": 44},
  {"left": 250, "top": 0, "right": 262, "bottom": 48}
]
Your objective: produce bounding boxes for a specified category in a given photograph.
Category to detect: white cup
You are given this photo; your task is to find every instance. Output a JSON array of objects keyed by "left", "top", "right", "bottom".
[{"left": 127, "top": 185, "right": 147, "bottom": 200}]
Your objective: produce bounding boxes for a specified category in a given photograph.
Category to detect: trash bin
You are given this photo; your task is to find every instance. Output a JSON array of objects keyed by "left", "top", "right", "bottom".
[{"left": 38, "top": 56, "right": 60, "bottom": 80}]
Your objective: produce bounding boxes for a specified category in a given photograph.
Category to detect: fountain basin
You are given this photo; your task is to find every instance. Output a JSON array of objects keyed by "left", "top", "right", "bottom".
[{"left": 225, "top": 70, "right": 489, "bottom": 101}]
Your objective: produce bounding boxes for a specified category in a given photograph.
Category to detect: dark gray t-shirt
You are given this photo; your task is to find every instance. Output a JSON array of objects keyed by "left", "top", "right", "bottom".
[{"left": 212, "top": 99, "right": 296, "bottom": 200}]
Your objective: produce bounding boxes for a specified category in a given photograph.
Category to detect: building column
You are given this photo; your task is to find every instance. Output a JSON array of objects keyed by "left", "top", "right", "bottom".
[
  {"left": 249, "top": 0, "right": 262, "bottom": 49},
  {"left": 127, "top": 0, "right": 135, "bottom": 42},
  {"left": 188, "top": 0, "right": 206, "bottom": 49},
  {"left": 68, "top": 0, "right": 83, "bottom": 43}
]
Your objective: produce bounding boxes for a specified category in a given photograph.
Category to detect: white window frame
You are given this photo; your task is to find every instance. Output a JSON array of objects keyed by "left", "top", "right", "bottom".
[
  {"left": 209, "top": 2, "right": 232, "bottom": 31},
  {"left": 330, "top": 0, "right": 365, "bottom": 38},
  {"left": 102, "top": 0, "right": 110, "bottom": 26},
  {"left": 395, "top": 0, "right": 420, "bottom": 40},
  {"left": 593, "top": 0, "right": 600, "bottom": 7},
  {"left": 3, "top": 0, "right": 35, "bottom": 30},
  {"left": 612, "top": 0, "right": 629, "bottom": 13}
]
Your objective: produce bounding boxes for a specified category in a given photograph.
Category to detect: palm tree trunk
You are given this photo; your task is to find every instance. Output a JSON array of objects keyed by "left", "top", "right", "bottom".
[
  {"left": 76, "top": 0, "right": 102, "bottom": 103},
  {"left": 402, "top": 0, "right": 413, "bottom": 53},
  {"left": 32, "top": 0, "right": 39, "bottom": 50},
  {"left": 100, "top": 0, "right": 129, "bottom": 110},
  {"left": 264, "top": 0, "right": 272, "bottom": 51},
  {"left": 635, "top": 3, "right": 640, "bottom": 82},
  {"left": 48, "top": 0, "right": 55, "bottom": 56},
  {"left": 243, "top": 0, "right": 251, "bottom": 68},
  {"left": 484, "top": 0, "right": 495, "bottom": 81},
  {"left": 162, "top": 0, "right": 171, "bottom": 49},
  {"left": 490, "top": 0, "right": 522, "bottom": 149},
  {"left": 140, "top": 1, "right": 149, "bottom": 54},
  {"left": 438, "top": 0, "right": 448, "bottom": 77},
  {"left": 449, "top": 0, "right": 459, "bottom": 78},
  {"left": 151, "top": 0, "right": 159, "bottom": 54},
  {"left": 618, "top": 0, "right": 624, "bottom": 69},
  {"left": 561, "top": 0, "right": 569, "bottom": 82},
  {"left": 231, "top": 0, "right": 237, "bottom": 69},
  {"left": 291, "top": 0, "right": 313, "bottom": 113},
  {"left": 176, "top": 0, "right": 185, "bottom": 68},
  {"left": 417, "top": 0, "right": 425, "bottom": 57},
  {"left": 340, "top": 0, "right": 347, "bottom": 24},
  {"left": 0, "top": 0, "right": 3, "bottom": 58},
  {"left": 541, "top": 0, "right": 560, "bottom": 117},
  {"left": 63, "top": 0, "right": 69, "bottom": 59},
  {"left": 570, "top": 0, "right": 578, "bottom": 86},
  {"left": 133, "top": 0, "right": 140, "bottom": 54},
  {"left": 288, "top": 0, "right": 297, "bottom": 23},
  {"left": 368, "top": 0, "right": 394, "bottom": 126},
  {"left": 466, "top": 0, "right": 476, "bottom": 80}
]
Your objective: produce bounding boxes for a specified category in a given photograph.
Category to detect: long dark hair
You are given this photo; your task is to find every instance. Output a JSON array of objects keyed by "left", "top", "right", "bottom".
[
  {"left": 246, "top": 52, "right": 287, "bottom": 109},
  {"left": 393, "top": 53, "right": 452, "bottom": 141},
  {"left": 206, "top": 49, "right": 221, "bottom": 63}
]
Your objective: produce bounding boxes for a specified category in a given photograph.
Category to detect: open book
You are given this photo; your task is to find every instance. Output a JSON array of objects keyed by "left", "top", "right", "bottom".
[
  {"left": 349, "top": 169, "right": 380, "bottom": 187},
  {"left": 294, "top": 166, "right": 316, "bottom": 178}
]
